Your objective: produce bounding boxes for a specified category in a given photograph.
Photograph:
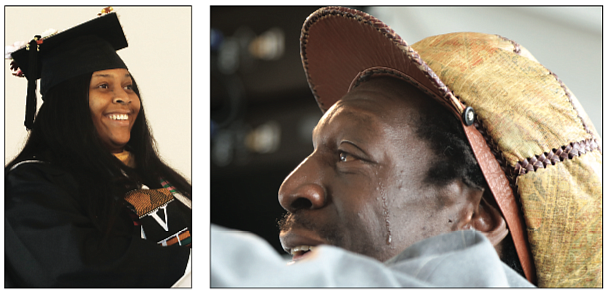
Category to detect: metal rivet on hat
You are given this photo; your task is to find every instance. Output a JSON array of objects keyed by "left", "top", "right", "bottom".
[{"left": 463, "top": 106, "right": 475, "bottom": 126}]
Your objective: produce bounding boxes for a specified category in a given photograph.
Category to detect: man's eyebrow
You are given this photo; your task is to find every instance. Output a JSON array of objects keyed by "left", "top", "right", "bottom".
[{"left": 340, "top": 140, "right": 368, "bottom": 155}]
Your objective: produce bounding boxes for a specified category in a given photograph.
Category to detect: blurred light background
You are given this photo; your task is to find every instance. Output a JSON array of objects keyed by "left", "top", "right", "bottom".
[{"left": 210, "top": 6, "right": 601, "bottom": 255}]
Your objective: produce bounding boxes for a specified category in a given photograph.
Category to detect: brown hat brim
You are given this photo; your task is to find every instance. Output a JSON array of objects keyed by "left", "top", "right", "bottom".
[{"left": 301, "top": 7, "right": 464, "bottom": 117}]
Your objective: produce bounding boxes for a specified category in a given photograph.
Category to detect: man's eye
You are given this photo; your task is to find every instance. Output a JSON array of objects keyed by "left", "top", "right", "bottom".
[{"left": 339, "top": 151, "right": 356, "bottom": 162}]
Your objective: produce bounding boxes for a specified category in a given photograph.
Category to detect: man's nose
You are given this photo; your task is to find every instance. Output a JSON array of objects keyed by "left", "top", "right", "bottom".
[{"left": 278, "top": 155, "right": 327, "bottom": 213}]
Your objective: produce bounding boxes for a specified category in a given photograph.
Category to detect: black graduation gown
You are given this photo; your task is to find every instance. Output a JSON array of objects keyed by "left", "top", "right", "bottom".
[{"left": 4, "top": 161, "right": 190, "bottom": 287}]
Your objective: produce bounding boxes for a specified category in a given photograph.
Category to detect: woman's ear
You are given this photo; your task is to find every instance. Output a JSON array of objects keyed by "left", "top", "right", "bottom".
[{"left": 463, "top": 194, "right": 509, "bottom": 246}]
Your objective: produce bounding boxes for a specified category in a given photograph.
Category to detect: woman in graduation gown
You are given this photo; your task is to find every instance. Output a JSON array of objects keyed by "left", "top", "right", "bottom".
[{"left": 5, "top": 10, "right": 192, "bottom": 287}]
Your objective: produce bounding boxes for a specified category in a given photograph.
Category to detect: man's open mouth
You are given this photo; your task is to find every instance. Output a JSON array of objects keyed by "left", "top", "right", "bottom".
[
  {"left": 289, "top": 245, "right": 315, "bottom": 256},
  {"left": 280, "top": 228, "right": 327, "bottom": 262},
  {"left": 287, "top": 245, "right": 317, "bottom": 262}
]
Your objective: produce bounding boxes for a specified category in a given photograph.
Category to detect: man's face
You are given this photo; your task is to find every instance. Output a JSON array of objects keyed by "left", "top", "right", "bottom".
[{"left": 278, "top": 77, "right": 475, "bottom": 262}]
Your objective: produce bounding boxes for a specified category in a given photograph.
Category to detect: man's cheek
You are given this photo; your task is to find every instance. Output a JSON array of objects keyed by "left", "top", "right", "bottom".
[{"left": 348, "top": 204, "right": 387, "bottom": 244}]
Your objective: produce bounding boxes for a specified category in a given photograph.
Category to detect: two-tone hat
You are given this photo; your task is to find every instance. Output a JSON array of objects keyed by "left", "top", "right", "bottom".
[
  {"left": 300, "top": 6, "right": 601, "bottom": 287},
  {"left": 8, "top": 8, "right": 128, "bottom": 130}
]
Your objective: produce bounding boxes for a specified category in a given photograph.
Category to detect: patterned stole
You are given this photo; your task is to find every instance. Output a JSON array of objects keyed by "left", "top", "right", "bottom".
[{"left": 124, "top": 178, "right": 191, "bottom": 247}]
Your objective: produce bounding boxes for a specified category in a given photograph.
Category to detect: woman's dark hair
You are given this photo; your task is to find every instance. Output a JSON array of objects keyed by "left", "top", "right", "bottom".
[{"left": 6, "top": 72, "right": 191, "bottom": 237}]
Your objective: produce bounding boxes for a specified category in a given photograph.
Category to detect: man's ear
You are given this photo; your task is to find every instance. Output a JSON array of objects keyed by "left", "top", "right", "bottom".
[{"left": 461, "top": 190, "right": 509, "bottom": 247}]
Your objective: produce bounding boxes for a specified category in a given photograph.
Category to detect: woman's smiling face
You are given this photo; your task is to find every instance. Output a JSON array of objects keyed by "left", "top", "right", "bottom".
[{"left": 89, "top": 68, "right": 141, "bottom": 153}]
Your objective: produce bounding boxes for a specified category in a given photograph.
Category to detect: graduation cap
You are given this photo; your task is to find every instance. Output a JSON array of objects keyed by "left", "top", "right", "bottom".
[{"left": 9, "top": 11, "right": 128, "bottom": 129}]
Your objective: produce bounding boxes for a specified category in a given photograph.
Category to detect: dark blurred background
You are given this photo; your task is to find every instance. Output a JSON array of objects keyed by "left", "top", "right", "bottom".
[
  {"left": 210, "top": 6, "right": 347, "bottom": 255},
  {"left": 210, "top": 6, "right": 601, "bottom": 256}
]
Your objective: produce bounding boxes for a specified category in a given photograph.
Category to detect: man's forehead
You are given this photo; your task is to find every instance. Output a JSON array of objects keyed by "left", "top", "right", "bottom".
[
  {"left": 313, "top": 97, "right": 416, "bottom": 143},
  {"left": 324, "top": 93, "right": 396, "bottom": 123},
  {"left": 327, "top": 82, "right": 409, "bottom": 119},
  {"left": 314, "top": 101, "right": 378, "bottom": 136},
  {"left": 311, "top": 77, "right": 431, "bottom": 141}
]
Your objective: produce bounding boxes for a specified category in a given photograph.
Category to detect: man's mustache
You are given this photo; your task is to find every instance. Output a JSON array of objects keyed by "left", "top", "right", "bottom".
[
  {"left": 277, "top": 211, "right": 344, "bottom": 246},
  {"left": 277, "top": 212, "right": 315, "bottom": 232}
]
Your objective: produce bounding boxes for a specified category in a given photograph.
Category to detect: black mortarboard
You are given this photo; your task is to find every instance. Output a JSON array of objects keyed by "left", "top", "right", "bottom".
[{"left": 10, "top": 12, "right": 128, "bottom": 129}]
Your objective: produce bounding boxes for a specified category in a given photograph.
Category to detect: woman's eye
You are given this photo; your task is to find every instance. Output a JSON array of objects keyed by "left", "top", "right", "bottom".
[
  {"left": 98, "top": 83, "right": 109, "bottom": 89},
  {"left": 339, "top": 151, "right": 356, "bottom": 162},
  {"left": 124, "top": 84, "right": 133, "bottom": 91}
]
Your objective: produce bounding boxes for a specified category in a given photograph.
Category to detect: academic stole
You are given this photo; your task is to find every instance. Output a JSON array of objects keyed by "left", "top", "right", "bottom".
[{"left": 124, "top": 178, "right": 191, "bottom": 247}]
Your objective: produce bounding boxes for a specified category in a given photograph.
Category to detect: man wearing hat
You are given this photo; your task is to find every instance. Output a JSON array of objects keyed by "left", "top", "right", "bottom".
[{"left": 212, "top": 7, "right": 601, "bottom": 288}]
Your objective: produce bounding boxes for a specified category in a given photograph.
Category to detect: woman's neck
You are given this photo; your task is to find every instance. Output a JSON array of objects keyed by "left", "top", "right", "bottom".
[{"left": 113, "top": 150, "right": 135, "bottom": 168}]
